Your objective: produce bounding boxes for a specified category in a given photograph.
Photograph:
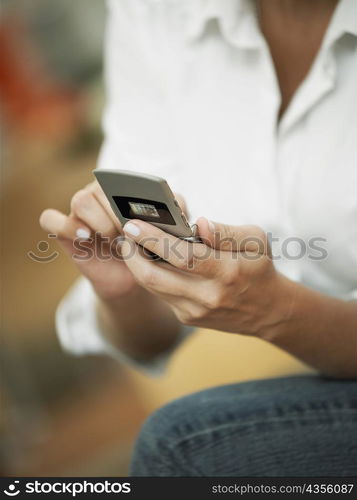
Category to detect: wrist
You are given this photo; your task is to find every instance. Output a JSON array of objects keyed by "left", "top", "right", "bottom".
[
  {"left": 260, "top": 272, "right": 301, "bottom": 342},
  {"left": 96, "top": 287, "right": 181, "bottom": 361},
  {"left": 92, "top": 276, "right": 141, "bottom": 303},
  {"left": 98, "top": 283, "right": 147, "bottom": 311}
]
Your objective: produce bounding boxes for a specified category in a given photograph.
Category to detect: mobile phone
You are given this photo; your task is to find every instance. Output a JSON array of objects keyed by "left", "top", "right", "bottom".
[{"left": 93, "top": 169, "right": 201, "bottom": 242}]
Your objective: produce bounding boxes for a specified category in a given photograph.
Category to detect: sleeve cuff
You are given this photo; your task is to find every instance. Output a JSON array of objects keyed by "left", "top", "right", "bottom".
[
  {"left": 340, "top": 289, "right": 357, "bottom": 301},
  {"left": 56, "top": 278, "right": 194, "bottom": 376}
]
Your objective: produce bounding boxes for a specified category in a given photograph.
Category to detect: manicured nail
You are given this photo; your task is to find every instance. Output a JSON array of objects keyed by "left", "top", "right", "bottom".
[
  {"left": 208, "top": 220, "right": 215, "bottom": 232},
  {"left": 76, "top": 228, "right": 91, "bottom": 240},
  {"left": 123, "top": 222, "right": 141, "bottom": 237}
]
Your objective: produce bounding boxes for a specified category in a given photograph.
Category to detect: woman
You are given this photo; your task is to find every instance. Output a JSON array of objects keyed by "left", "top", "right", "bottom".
[{"left": 40, "top": 0, "right": 357, "bottom": 476}]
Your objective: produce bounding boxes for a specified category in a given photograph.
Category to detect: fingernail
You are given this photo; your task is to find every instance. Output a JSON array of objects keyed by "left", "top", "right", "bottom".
[
  {"left": 76, "top": 228, "right": 91, "bottom": 240},
  {"left": 208, "top": 220, "right": 215, "bottom": 232},
  {"left": 123, "top": 222, "right": 141, "bottom": 237}
]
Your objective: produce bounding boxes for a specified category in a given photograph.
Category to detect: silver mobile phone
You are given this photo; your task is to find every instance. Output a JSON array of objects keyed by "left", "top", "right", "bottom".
[{"left": 93, "top": 169, "right": 201, "bottom": 242}]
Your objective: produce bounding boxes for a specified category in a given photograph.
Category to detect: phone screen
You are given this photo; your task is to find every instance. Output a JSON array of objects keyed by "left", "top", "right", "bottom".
[{"left": 112, "top": 196, "right": 176, "bottom": 225}]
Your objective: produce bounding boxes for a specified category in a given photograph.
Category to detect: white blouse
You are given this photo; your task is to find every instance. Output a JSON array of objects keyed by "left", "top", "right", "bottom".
[{"left": 56, "top": 0, "right": 357, "bottom": 371}]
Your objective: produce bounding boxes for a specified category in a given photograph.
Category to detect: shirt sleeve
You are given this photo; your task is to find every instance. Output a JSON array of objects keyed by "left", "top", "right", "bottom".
[
  {"left": 56, "top": 278, "right": 193, "bottom": 375},
  {"left": 56, "top": 0, "right": 193, "bottom": 375},
  {"left": 341, "top": 289, "right": 357, "bottom": 301}
]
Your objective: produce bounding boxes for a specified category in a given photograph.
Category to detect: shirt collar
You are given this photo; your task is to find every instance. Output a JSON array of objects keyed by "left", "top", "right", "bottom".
[
  {"left": 322, "top": 0, "right": 357, "bottom": 49},
  {"left": 184, "top": 0, "right": 357, "bottom": 49},
  {"left": 184, "top": 0, "right": 263, "bottom": 49}
]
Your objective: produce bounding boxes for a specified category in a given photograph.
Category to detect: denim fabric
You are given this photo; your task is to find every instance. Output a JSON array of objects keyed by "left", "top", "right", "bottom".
[{"left": 130, "top": 375, "right": 357, "bottom": 476}]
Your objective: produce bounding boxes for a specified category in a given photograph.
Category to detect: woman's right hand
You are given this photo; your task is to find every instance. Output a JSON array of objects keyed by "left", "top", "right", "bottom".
[{"left": 39, "top": 180, "right": 139, "bottom": 301}]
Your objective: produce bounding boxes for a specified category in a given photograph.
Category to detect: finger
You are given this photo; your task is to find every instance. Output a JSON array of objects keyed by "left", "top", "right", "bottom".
[
  {"left": 196, "top": 217, "right": 271, "bottom": 256},
  {"left": 122, "top": 219, "right": 217, "bottom": 276},
  {"left": 88, "top": 180, "right": 122, "bottom": 232},
  {"left": 121, "top": 239, "right": 196, "bottom": 296},
  {"left": 70, "top": 189, "right": 118, "bottom": 237},
  {"left": 168, "top": 299, "right": 210, "bottom": 326},
  {"left": 39, "top": 209, "right": 91, "bottom": 241}
]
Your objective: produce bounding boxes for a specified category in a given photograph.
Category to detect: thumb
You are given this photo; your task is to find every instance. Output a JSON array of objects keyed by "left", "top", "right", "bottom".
[{"left": 196, "top": 217, "right": 270, "bottom": 255}]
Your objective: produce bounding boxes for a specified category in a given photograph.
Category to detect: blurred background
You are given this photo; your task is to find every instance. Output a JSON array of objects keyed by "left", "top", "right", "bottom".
[{"left": 1, "top": 0, "right": 310, "bottom": 477}]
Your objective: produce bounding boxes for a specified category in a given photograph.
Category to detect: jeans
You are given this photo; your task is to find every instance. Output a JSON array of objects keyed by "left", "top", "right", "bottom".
[{"left": 130, "top": 375, "right": 357, "bottom": 476}]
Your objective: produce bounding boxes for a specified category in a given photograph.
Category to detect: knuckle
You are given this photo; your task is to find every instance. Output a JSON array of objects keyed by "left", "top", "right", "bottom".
[
  {"left": 180, "top": 313, "right": 197, "bottom": 326},
  {"left": 176, "top": 307, "right": 200, "bottom": 326},
  {"left": 186, "top": 306, "right": 208, "bottom": 323},
  {"left": 71, "top": 189, "right": 91, "bottom": 213},
  {"left": 202, "top": 290, "right": 223, "bottom": 310},
  {"left": 247, "top": 225, "right": 267, "bottom": 251},
  {"left": 222, "top": 265, "right": 240, "bottom": 286},
  {"left": 141, "top": 268, "right": 157, "bottom": 288},
  {"left": 179, "top": 314, "right": 193, "bottom": 326},
  {"left": 149, "top": 237, "right": 161, "bottom": 255}
]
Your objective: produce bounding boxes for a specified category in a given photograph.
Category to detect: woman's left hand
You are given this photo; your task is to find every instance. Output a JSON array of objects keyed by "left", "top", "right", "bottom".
[{"left": 121, "top": 217, "right": 296, "bottom": 338}]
